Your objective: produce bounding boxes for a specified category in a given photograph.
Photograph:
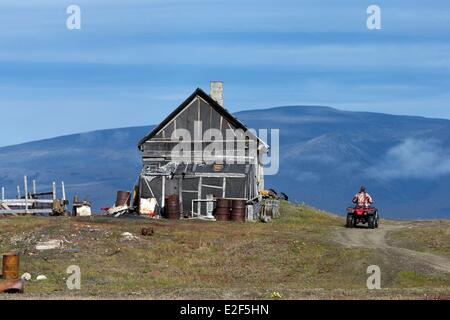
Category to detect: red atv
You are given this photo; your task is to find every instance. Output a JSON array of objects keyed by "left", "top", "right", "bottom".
[{"left": 346, "top": 206, "right": 379, "bottom": 229}]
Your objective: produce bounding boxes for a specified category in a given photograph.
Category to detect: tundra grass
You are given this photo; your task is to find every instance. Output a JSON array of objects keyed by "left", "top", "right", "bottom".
[{"left": 0, "top": 202, "right": 449, "bottom": 299}]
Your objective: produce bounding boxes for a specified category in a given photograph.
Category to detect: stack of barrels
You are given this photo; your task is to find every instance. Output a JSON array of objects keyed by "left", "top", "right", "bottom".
[
  {"left": 165, "top": 195, "right": 180, "bottom": 219},
  {"left": 214, "top": 198, "right": 246, "bottom": 222}
]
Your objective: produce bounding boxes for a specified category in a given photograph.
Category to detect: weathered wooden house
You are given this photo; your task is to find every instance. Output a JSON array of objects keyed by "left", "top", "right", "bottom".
[{"left": 137, "top": 82, "right": 269, "bottom": 219}]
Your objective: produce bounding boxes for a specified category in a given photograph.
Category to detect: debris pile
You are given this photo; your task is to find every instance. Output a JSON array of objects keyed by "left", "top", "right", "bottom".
[
  {"left": 72, "top": 195, "right": 92, "bottom": 217},
  {"left": 105, "top": 191, "right": 136, "bottom": 217}
]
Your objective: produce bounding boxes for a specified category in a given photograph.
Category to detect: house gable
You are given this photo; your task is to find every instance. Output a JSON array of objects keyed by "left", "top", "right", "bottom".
[{"left": 138, "top": 88, "right": 267, "bottom": 150}]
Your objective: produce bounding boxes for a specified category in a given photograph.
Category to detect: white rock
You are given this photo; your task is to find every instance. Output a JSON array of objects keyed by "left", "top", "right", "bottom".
[
  {"left": 36, "top": 239, "right": 63, "bottom": 251},
  {"left": 121, "top": 232, "right": 133, "bottom": 237},
  {"left": 36, "top": 275, "right": 47, "bottom": 281},
  {"left": 21, "top": 273, "right": 32, "bottom": 281},
  {"left": 121, "top": 232, "right": 138, "bottom": 241}
]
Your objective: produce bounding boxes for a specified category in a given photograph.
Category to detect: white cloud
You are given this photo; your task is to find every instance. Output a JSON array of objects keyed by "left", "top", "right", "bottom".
[{"left": 369, "top": 139, "right": 450, "bottom": 179}]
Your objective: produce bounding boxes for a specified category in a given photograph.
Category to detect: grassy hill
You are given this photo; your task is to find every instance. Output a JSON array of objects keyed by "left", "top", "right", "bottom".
[{"left": 1, "top": 202, "right": 449, "bottom": 299}]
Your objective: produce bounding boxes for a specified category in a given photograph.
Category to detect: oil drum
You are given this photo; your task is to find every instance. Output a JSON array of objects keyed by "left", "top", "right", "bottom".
[
  {"left": 214, "top": 198, "right": 231, "bottom": 221},
  {"left": 165, "top": 195, "right": 180, "bottom": 219},
  {"left": 231, "top": 200, "right": 246, "bottom": 222},
  {"left": 2, "top": 253, "right": 19, "bottom": 280},
  {"left": 115, "top": 191, "right": 131, "bottom": 207}
]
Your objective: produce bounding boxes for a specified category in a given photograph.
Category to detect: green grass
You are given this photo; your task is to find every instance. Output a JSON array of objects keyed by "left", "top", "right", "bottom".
[
  {"left": 387, "top": 221, "right": 450, "bottom": 259},
  {"left": 395, "top": 271, "right": 450, "bottom": 288}
]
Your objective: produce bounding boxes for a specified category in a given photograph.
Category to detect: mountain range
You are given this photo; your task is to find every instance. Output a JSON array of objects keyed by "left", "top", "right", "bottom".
[{"left": 1, "top": 106, "right": 450, "bottom": 219}]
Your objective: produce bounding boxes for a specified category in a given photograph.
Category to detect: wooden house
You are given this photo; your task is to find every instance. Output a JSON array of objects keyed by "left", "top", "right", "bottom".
[{"left": 137, "top": 82, "right": 269, "bottom": 218}]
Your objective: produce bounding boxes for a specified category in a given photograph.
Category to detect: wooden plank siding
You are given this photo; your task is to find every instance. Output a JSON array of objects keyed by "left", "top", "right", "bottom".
[{"left": 138, "top": 88, "right": 267, "bottom": 216}]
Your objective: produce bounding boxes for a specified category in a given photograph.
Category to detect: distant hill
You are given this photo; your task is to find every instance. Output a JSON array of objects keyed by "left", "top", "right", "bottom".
[{"left": 1, "top": 106, "right": 450, "bottom": 219}]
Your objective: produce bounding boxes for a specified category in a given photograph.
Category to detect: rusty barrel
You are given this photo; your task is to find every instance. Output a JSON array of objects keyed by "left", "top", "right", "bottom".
[
  {"left": 165, "top": 195, "right": 180, "bottom": 219},
  {"left": 214, "top": 198, "right": 231, "bottom": 221},
  {"left": 231, "top": 200, "right": 246, "bottom": 222},
  {"left": 115, "top": 191, "right": 131, "bottom": 207},
  {"left": 2, "top": 253, "right": 19, "bottom": 280}
]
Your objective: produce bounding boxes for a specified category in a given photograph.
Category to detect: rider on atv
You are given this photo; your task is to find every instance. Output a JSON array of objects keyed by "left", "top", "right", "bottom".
[
  {"left": 346, "top": 186, "right": 379, "bottom": 229},
  {"left": 352, "top": 186, "right": 373, "bottom": 207}
]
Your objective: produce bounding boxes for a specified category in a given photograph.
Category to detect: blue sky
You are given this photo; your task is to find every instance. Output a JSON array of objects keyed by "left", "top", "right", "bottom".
[{"left": 0, "top": 0, "right": 449, "bottom": 147}]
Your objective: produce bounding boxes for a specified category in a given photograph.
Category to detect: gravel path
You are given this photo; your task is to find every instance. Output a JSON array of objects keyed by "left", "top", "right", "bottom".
[{"left": 334, "top": 223, "right": 450, "bottom": 273}]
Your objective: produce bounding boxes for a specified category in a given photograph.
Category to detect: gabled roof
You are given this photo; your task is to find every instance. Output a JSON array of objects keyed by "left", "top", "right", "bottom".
[{"left": 138, "top": 88, "right": 269, "bottom": 150}]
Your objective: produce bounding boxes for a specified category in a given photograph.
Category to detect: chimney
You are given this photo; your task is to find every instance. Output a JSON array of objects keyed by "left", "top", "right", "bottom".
[{"left": 210, "top": 81, "right": 224, "bottom": 107}]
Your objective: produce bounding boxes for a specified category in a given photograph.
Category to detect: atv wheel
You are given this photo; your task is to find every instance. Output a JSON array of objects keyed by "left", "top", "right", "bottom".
[
  {"left": 368, "top": 216, "right": 375, "bottom": 229},
  {"left": 346, "top": 214, "right": 354, "bottom": 228}
]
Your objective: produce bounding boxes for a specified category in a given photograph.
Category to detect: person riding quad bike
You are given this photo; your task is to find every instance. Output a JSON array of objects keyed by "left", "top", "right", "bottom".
[{"left": 346, "top": 186, "right": 379, "bottom": 229}]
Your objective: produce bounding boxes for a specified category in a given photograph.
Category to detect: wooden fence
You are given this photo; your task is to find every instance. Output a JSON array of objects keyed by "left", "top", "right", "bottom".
[{"left": 0, "top": 176, "right": 66, "bottom": 216}]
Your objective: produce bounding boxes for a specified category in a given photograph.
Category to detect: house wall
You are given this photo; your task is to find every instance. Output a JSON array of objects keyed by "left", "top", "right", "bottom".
[{"left": 139, "top": 94, "right": 264, "bottom": 216}]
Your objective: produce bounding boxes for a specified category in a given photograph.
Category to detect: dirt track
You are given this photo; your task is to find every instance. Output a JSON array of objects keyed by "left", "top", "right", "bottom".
[{"left": 334, "top": 223, "right": 450, "bottom": 273}]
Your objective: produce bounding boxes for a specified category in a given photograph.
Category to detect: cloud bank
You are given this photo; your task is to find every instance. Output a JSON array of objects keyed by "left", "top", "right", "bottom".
[{"left": 369, "top": 139, "right": 450, "bottom": 179}]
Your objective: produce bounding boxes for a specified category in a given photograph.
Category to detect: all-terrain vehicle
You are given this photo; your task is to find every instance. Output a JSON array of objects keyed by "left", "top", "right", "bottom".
[{"left": 346, "top": 206, "right": 379, "bottom": 229}]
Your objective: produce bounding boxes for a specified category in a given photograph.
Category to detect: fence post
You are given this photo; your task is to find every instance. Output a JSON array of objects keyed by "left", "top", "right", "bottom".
[
  {"left": 61, "top": 181, "right": 66, "bottom": 201},
  {"left": 24, "top": 176, "right": 29, "bottom": 214},
  {"left": 52, "top": 182, "right": 56, "bottom": 200}
]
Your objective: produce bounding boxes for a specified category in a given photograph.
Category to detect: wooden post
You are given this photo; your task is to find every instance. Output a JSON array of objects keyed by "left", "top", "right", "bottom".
[
  {"left": 197, "top": 177, "right": 202, "bottom": 215},
  {"left": 222, "top": 177, "right": 226, "bottom": 198},
  {"left": 32, "top": 180, "right": 36, "bottom": 195},
  {"left": 61, "top": 181, "right": 66, "bottom": 201},
  {"left": 24, "top": 176, "right": 29, "bottom": 214},
  {"left": 178, "top": 178, "right": 183, "bottom": 213},
  {"left": 161, "top": 176, "right": 166, "bottom": 214},
  {"left": 52, "top": 182, "right": 56, "bottom": 200}
]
